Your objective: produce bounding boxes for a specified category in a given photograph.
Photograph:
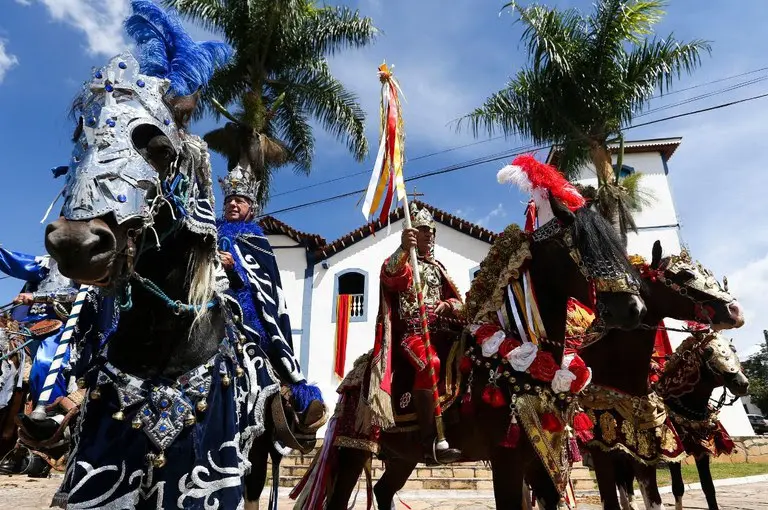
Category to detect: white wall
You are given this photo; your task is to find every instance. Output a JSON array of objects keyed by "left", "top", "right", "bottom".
[
  {"left": 267, "top": 234, "right": 308, "bottom": 362},
  {"left": 574, "top": 149, "right": 754, "bottom": 436}
]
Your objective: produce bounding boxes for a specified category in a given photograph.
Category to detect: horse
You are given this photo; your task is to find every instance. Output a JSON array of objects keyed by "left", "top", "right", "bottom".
[
  {"left": 577, "top": 241, "right": 744, "bottom": 510},
  {"left": 614, "top": 331, "right": 748, "bottom": 510},
  {"left": 292, "top": 194, "right": 647, "bottom": 510},
  {"left": 41, "top": 5, "right": 312, "bottom": 507}
]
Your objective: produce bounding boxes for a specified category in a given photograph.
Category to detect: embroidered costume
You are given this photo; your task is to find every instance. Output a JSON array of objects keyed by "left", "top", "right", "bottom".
[{"left": 216, "top": 166, "right": 323, "bottom": 425}]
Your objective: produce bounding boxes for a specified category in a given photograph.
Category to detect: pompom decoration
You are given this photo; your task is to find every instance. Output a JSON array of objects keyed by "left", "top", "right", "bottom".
[
  {"left": 529, "top": 351, "right": 559, "bottom": 382},
  {"left": 507, "top": 342, "right": 538, "bottom": 372},
  {"left": 541, "top": 412, "right": 564, "bottom": 433},
  {"left": 500, "top": 415, "right": 521, "bottom": 448},
  {"left": 459, "top": 356, "right": 473, "bottom": 374},
  {"left": 472, "top": 324, "right": 501, "bottom": 344},
  {"left": 573, "top": 412, "right": 595, "bottom": 443},
  {"left": 498, "top": 338, "right": 521, "bottom": 358},
  {"left": 481, "top": 331, "right": 506, "bottom": 358},
  {"left": 482, "top": 386, "right": 506, "bottom": 408}
]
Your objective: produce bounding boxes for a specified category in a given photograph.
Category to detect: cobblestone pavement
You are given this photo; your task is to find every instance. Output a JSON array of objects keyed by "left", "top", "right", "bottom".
[{"left": 3, "top": 475, "right": 768, "bottom": 509}]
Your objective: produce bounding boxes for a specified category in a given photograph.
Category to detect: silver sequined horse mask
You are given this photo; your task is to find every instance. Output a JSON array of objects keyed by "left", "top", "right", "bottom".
[{"left": 47, "top": 52, "right": 220, "bottom": 287}]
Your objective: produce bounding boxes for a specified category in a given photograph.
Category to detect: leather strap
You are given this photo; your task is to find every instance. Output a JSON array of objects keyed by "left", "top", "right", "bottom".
[{"left": 28, "top": 319, "right": 63, "bottom": 337}]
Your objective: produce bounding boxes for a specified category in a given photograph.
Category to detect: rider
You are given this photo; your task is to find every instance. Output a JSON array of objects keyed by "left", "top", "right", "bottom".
[
  {"left": 216, "top": 167, "right": 324, "bottom": 430},
  {"left": 380, "top": 204, "right": 463, "bottom": 464},
  {"left": 0, "top": 247, "right": 79, "bottom": 476}
]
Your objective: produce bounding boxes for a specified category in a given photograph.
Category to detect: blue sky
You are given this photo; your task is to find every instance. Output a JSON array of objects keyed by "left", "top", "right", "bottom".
[{"left": 1, "top": 0, "right": 767, "bottom": 356}]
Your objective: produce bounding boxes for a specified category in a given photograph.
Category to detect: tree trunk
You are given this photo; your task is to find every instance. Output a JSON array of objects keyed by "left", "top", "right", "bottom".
[{"left": 589, "top": 142, "right": 624, "bottom": 241}]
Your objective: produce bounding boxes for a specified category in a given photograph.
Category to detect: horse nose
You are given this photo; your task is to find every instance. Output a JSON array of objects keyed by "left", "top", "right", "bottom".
[
  {"left": 629, "top": 295, "right": 647, "bottom": 322},
  {"left": 727, "top": 300, "right": 745, "bottom": 327},
  {"left": 45, "top": 217, "right": 116, "bottom": 270},
  {"left": 733, "top": 372, "right": 750, "bottom": 396}
]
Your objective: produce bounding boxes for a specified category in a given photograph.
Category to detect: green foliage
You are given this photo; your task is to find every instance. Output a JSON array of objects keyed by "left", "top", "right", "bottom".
[
  {"left": 461, "top": 0, "right": 710, "bottom": 178},
  {"left": 742, "top": 333, "right": 768, "bottom": 415},
  {"left": 163, "top": 0, "right": 378, "bottom": 207}
]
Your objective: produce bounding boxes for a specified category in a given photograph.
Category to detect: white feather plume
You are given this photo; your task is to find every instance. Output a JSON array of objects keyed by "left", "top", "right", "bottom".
[{"left": 497, "top": 164, "right": 532, "bottom": 193}]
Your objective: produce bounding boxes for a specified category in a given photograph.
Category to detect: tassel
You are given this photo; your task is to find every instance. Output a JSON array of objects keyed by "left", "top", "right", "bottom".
[
  {"left": 482, "top": 385, "right": 493, "bottom": 405},
  {"left": 568, "top": 436, "right": 582, "bottom": 463},
  {"left": 541, "top": 412, "right": 563, "bottom": 432},
  {"left": 459, "top": 356, "right": 473, "bottom": 374},
  {"left": 500, "top": 414, "right": 521, "bottom": 448},
  {"left": 461, "top": 392, "right": 475, "bottom": 416}
]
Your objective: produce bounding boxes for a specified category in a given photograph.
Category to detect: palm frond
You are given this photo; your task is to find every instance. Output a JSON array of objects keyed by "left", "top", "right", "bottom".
[
  {"left": 161, "top": 0, "right": 228, "bottom": 34},
  {"left": 508, "top": 2, "right": 585, "bottom": 75},
  {"left": 282, "top": 65, "right": 368, "bottom": 161},
  {"left": 299, "top": 6, "right": 378, "bottom": 57}
]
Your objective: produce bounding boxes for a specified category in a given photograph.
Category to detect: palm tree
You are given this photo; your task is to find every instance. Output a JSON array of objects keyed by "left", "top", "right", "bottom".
[
  {"left": 460, "top": 0, "right": 709, "bottom": 239},
  {"left": 163, "top": 0, "right": 378, "bottom": 207}
]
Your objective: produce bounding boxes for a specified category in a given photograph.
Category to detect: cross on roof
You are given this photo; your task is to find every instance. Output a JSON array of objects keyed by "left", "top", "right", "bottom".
[{"left": 408, "top": 187, "right": 424, "bottom": 202}]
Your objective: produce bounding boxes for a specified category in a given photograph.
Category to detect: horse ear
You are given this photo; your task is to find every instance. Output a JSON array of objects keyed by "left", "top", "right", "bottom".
[
  {"left": 165, "top": 90, "right": 200, "bottom": 128},
  {"left": 651, "top": 240, "right": 662, "bottom": 269},
  {"left": 549, "top": 192, "right": 575, "bottom": 225}
]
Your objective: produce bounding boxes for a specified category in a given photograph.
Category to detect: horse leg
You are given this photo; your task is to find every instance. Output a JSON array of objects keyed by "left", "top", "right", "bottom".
[
  {"left": 669, "top": 461, "right": 685, "bottom": 510},
  {"left": 696, "top": 455, "right": 718, "bottom": 510},
  {"left": 326, "top": 447, "right": 370, "bottom": 510},
  {"left": 635, "top": 461, "right": 665, "bottom": 510},
  {"left": 526, "top": 458, "right": 561, "bottom": 510},
  {"left": 590, "top": 449, "right": 622, "bottom": 510},
  {"left": 243, "top": 433, "right": 271, "bottom": 510},
  {"left": 373, "top": 458, "right": 417, "bottom": 510},
  {"left": 490, "top": 448, "right": 525, "bottom": 510},
  {"left": 615, "top": 456, "right": 640, "bottom": 510}
]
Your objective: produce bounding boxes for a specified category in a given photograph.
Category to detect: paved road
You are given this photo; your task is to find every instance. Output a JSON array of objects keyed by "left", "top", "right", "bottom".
[{"left": 3, "top": 475, "right": 768, "bottom": 509}]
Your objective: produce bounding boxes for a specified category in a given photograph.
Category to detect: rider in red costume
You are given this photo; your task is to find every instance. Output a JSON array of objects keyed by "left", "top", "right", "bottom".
[{"left": 379, "top": 204, "right": 463, "bottom": 463}]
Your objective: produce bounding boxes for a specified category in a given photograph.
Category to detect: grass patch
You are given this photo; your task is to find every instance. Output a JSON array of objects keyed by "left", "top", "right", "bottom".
[{"left": 634, "top": 462, "right": 768, "bottom": 488}]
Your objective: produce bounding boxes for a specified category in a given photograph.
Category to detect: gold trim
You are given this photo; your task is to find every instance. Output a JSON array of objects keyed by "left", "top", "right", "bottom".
[
  {"left": 585, "top": 439, "right": 687, "bottom": 466},
  {"left": 334, "top": 435, "right": 380, "bottom": 454}
]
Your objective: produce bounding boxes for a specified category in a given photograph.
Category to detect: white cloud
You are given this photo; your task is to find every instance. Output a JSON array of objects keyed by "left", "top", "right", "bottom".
[
  {"left": 476, "top": 203, "right": 506, "bottom": 228},
  {"left": 722, "top": 252, "right": 768, "bottom": 355},
  {"left": 0, "top": 41, "right": 18, "bottom": 84},
  {"left": 18, "top": 0, "right": 130, "bottom": 56}
]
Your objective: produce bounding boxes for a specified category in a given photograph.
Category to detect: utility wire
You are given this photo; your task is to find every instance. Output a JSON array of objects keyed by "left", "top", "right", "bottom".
[
  {"left": 268, "top": 66, "right": 768, "bottom": 199},
  {"left": 259, "top": 90, "right": 768, "bottom": 218}
]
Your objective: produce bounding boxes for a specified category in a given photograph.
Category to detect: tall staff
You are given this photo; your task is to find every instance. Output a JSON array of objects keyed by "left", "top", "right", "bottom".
[
  {"left": 361, "top": 63, "right": 446, "bottom": 444},
  {"left": 29, "top": 284, "right": 91, "bottom": 420}
]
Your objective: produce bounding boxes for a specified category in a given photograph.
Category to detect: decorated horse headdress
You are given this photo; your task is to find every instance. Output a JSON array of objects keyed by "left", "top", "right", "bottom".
[{"left": 62, "top": 0, "right": 232, "bottom": 241}]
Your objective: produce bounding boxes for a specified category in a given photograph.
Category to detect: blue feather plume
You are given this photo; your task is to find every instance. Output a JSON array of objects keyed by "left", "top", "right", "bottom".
[
  {"left": 124, "top": 0, "right": 233, "bottom": 96},
  {"left": 290, "top": 383, "right": 324, "bottom": 412}
]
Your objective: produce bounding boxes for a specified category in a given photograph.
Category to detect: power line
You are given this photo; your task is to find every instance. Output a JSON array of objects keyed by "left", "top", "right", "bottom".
[
  {"left": 268, "top": 66, "right": 768, "bottom": 199},
  {"left": 260, "top": 90, "right": 768, "bottom": 218}
]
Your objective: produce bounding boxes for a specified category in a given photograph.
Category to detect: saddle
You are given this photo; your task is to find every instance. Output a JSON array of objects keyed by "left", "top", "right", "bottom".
[
  {"left": 28, "top": 319, "right": 63, "bottom": 337},
  {"left": 271, "top": 386, "right": 328, "bottom": 454}
]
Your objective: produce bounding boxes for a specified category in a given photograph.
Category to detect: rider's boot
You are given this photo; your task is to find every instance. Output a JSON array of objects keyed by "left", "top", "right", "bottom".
[{"left": 413, "top": 389, "right": 461, "bottom": 464}]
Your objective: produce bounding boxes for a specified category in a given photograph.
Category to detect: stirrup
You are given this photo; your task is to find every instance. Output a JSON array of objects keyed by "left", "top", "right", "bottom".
[{"left": 425, "top": 438, "right": 461, "bottom": 465}]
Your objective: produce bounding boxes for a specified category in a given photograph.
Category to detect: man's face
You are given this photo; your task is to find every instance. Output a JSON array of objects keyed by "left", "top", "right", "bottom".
[
  {"left": 224, "top": 195, "right": 253, "bottom": 222},
  {"left": 416, "top": 226, "right": 434, "bottom": 256}
]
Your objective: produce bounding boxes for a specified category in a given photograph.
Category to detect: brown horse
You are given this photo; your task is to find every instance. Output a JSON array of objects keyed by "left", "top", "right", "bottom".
[
  {"left": 294, "top": 195, "right": 647, "bottom": 510},
  {"left": 578, "top": 241, "right": 744, "bottom": 510},
  {"left": 613, "top": 331, "right": 748, "bottom": 510}
]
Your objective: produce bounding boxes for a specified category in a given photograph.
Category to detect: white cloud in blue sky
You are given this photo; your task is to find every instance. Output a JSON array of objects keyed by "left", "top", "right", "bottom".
[
  {"left": 0, "top": 40, "right": 18, "bottom": 83},
  {"left": 0, "top": 0, "right": 767, "bottom": 357}
]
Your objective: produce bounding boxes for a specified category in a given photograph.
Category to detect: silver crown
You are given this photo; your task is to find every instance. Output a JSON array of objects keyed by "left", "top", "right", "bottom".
[
  {"left": 218, "top": 165, "right": 261, "bottom": 204},
  {"left": 409, "top": 203, "right": 436, "bottom": 230}
]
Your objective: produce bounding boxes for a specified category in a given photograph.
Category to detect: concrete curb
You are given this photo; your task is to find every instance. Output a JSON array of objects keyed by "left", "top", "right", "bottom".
[{"left": 271, "top": 474, "right": 768, "bottom": 500}]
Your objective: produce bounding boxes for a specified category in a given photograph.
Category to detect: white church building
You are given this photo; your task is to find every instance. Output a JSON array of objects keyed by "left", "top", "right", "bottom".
[{"left": 260, "top": 137, "right": 754, "bottom": 437}]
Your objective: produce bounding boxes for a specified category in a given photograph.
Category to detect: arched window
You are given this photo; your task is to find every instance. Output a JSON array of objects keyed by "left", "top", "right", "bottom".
[
  {"left": 613, "top": 164, "right": 635, "bottom": 179},
  {"left": 333, "top": 269, "right": 368, "bottom": 322}
]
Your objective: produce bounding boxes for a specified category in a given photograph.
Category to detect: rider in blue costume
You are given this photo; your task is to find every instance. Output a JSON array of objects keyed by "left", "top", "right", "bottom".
[
  {"left": 217, "top": 168, "right": 325, "bottom": 430},
  {"left": 0, "top": 248, "right": 77, "bottom": 407},
  {"left": 0, "top": 247, "right": 78, "bottom": 476}
]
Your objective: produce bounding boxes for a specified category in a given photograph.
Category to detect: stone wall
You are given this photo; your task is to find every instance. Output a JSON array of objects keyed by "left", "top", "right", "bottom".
[{"left": 687, "top": 436, "right": 768, "bottom": 465}]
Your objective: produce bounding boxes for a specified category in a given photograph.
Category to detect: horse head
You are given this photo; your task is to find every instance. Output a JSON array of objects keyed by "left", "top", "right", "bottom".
[
  {"left": 636, "top": 240, "right": 744, "bottom": 329},
  {"left": 658, "top": 331, "right": 749, "bottom": 400},
  {"left": 44, "top": 3, "right": 231, "bottom": 312},
  {"left": 528, "top": 193, "right": 646, "bottom": 331}
]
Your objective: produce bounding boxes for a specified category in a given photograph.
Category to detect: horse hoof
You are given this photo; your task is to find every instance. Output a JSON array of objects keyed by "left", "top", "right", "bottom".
[{"left": 244, "top": 500, "right": 259, "bottom": 510}]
